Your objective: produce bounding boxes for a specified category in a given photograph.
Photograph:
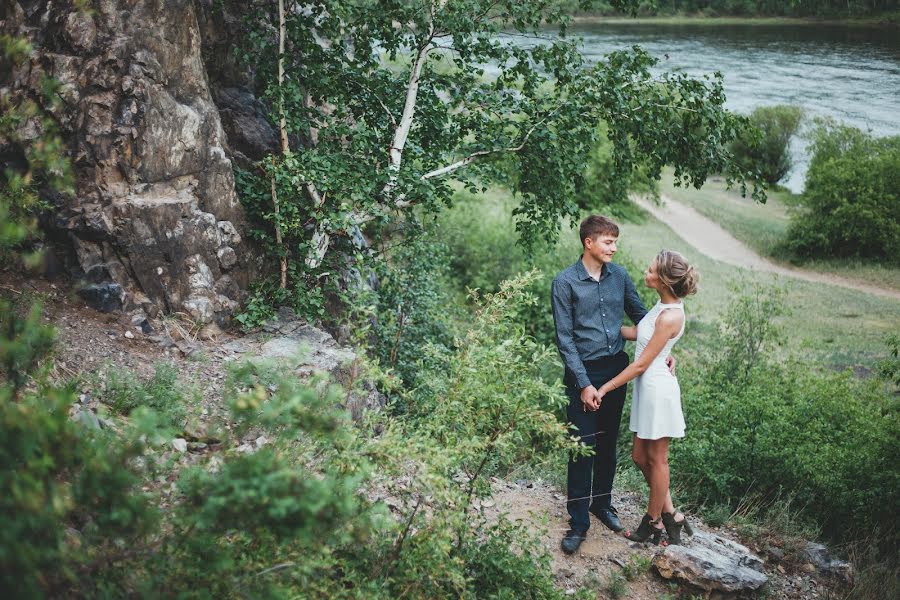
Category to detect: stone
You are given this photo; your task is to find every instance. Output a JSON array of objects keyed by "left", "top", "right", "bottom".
[
  {"left": 73, "top": 409, "right": 101, "bottom": 431},
  {"left": 6, "top": 0, "right": 257, "bottom": 324},
  {"left": 172, "top": 438, "right": 188, "bottom": 453},
  {"left": 78, "top": 282, "right": 126, "bottom": 312},
  {"left": 801, "top": 542, "right": 854, "bottom": 583},
  {"left": 652, "top": 530, "right": 767, "bottom": 594},
  {"left": 217, "top": 246, "right": 237, "bottom": 270},
  {"left": 217, "top": 220, "right": 243, "bottom": 246},
  {"left": 124, "top": 330, "right": 135, "bottom": 339}
]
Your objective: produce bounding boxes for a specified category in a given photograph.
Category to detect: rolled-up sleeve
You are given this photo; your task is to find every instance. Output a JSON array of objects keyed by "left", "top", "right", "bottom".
[
  {"left": 623, "top": 271, "right": 648, "bottom": 325},
  {"left": 551, "top": 277, "right": 590, "bottom": 390}
]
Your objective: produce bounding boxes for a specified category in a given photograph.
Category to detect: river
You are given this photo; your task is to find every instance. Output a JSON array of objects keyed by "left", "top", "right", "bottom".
[{"left": 501, "top": 22, "right": 900, "bottom": 192}]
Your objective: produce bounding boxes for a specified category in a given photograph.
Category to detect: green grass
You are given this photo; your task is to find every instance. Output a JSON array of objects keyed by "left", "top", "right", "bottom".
[
  {"left": 617, "top": 213, "right": 900, "bottom": 369},
  {"left": 440, "top": 183, "right": 899, "bottom": 369},
  {"left": 658, "top": 170, "right": 900, "bottom": 292}
]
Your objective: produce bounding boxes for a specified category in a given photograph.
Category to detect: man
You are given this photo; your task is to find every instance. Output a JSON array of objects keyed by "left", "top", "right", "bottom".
[{"left": 551, "top": 215, "right": 660, "bottom": 555}]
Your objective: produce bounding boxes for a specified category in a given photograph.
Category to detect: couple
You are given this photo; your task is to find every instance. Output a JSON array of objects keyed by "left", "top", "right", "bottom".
[{"left": 550, "top": 215, "right": 699, "bottom": 554}]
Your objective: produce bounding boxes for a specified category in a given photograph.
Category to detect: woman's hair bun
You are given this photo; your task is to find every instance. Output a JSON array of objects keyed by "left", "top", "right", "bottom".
[{"left": 655, "top": 250, "right": 699, "bottom": 298}]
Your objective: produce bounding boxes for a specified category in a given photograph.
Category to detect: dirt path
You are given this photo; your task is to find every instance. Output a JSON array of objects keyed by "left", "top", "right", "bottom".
[{"left": 632, "top": 194, "right": 900, "bottom": 301}]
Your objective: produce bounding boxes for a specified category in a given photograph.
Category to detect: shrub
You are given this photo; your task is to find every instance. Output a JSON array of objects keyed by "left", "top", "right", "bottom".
[
  {"left": 99, "top": 363, "right": 190, "bottom": 428},
  {"left": 579, "top": 122, "right": 659, "bottom": 219},
  {"left": 670, "top": 282, "right": 900, "bottom": 554},
  {"left": 784, "top": 122, "right": 900, "bottom": 262},
  {"left": 370, "top": 229, "right": 458, "bottom": 389},
  {"left": 4, "top": 273, "right": 579, "bottom": 598},
  {"left": 730, "top": 105, "right": 803, "bottom": 185}
]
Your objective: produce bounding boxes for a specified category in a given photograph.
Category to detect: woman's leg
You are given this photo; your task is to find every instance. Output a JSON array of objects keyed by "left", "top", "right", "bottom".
[
  {"left": 631, "top": 434, "right": 651, "bottom": 481},
  {"left": 645, "top": 437, "right": 671, "bottom": 520}
]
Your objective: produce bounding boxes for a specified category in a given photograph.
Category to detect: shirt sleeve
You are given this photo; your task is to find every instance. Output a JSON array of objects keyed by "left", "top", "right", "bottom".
[
  {"left": 623, "top": 269, "right": 649, "bottom": 325},
  {"left": 551, "top": 277, "right": 591, "bottom": 390}
]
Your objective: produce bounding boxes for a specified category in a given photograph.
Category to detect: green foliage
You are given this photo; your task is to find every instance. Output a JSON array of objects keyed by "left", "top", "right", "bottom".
[
  {"left": 0, "top": 35, "right": 72, "bottom": 258},
  {"left": 784, "top": 122, "right": 900, "bottom": 263},
  {"left": 621, "top": 553, "right": 652, "bottom": 581},
  {"left": 97, "top": 363, "right": 190, "bottom": 429},
  {"left": 578, "top": 122, "right": 659, "bottom": 219},
  {"left": 4, "top": 266, "right": 579, "bottom": 598},
  {"left": 410, "top": 272, "right": 586, "bottom": 491},
  {"left": 0, "top": 385, "right": 158, "bottom": 598},
  {"left": 233, "top": 0, "right": 759, "bottom": 312},
  {"left": 369, "top": 229, "right": 458, "bottom": 389},
  {"left": 876, "top": 333, "right": 900, "bottom": 388},
  {"left": 606, "top": 570, "right": 628, "bottom": 599},
  {"left": 730, "top": 105, "right": 803, "bottom": 185},
  {"left": 0, "top": 300, "right": 55, "bottom": 392},
  {"left": 670, "top": 283, "right": 900, "bottom": 555}
]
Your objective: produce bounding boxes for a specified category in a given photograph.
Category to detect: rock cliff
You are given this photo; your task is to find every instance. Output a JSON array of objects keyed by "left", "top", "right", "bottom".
[{"left": 2, "top": 0, "right": 275, "bottom": 323}]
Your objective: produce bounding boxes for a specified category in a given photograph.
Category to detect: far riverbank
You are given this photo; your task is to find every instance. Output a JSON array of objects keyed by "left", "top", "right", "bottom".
[{"left": 569, "top": 14, "right": 900, "bottom": 28}]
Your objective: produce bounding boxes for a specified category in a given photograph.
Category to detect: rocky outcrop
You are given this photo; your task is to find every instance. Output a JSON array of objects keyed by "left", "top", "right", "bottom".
[
  {"left": 652, "top": 530, "right": 768, "bottom": 594},
  {"left": 217, "top": 307, "right": 387, "bottom": 420},
  {"left": 2, "top": 0, "right": 269, "bottom": 323}
]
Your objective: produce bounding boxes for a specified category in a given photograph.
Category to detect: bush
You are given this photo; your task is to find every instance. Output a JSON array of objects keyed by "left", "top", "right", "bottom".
[
  {"left": 370, "top": 229, "right": 458, "bottom": 390},
  {"left": 670, "top": 282, "right": 900, "bottom": 554},
  {"left": 730, "top": 105, "right": 803, "bottom": 185},
  {"left": 4, "top": 272, "right": 580, "bottom": 598},
  {"left": 784, "top": 122, "right": 900, "bottom": 262},
  {"left": 98, "top": 363, "right": 190, "bottom": 428}
]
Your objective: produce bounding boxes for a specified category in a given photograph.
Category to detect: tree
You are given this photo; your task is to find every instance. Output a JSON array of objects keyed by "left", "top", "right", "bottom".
[
  {"left": 237, "top": 0, "right": 762, "bottom": 298},
  {"left": 730, "top": 105, "right": 803, "bottom": 185}
]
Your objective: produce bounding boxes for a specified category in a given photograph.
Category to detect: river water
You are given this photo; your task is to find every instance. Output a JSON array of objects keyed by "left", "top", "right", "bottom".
[{"left": 502, "top": 23, "right": 900, "bottom": 192}]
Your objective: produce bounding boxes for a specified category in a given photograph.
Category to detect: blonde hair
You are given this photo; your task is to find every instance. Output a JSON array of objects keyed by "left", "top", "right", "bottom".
[{"left": 655, "top": 250, "right": 699, "bottom": 298}]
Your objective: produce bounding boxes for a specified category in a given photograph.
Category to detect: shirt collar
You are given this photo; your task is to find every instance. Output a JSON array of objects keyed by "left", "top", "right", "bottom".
[{"left": 576, "top": 256, "right": 608, "bottom": 281}]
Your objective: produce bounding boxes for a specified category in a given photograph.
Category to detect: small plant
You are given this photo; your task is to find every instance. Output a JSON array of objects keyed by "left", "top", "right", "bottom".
[
  {"left": 606, "top": 571, "right": 628, "bottom": 599},
  {"left": 99, "top": 363, "right": 190, "bottom": 429},
  {"left": 876, "top": 333, "right": 900, "bottom": 388},
  {"left": 702, "top": 503, "right": 733, "bottom": 528},
  {"left": 622, "top": 553, "right": 652, "bottom": 581}
]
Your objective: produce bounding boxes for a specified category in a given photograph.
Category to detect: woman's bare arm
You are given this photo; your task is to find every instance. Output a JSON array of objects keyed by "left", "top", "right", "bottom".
[{"left": 598, "top": 310, "right": 684, "bottom": 400}]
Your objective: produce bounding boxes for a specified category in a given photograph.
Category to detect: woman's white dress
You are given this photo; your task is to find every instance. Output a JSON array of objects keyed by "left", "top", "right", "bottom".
[{"left": 629, "top": 301, "right": 686, "bottom": 440}]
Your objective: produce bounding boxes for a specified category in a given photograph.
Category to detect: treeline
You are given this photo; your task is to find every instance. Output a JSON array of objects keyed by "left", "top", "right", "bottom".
[{"left": 574, "top": 0, "right": 900, "bottom": 18}]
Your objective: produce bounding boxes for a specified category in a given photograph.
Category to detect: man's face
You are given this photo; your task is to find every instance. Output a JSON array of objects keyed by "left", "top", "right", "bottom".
[{"left": 585, "top": 234, "right": 617, "bottom": 264}]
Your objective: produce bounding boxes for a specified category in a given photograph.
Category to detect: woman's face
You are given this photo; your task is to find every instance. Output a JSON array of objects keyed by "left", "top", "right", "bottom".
[{"left": 644, "top": 259, "right": 660, "bottom": 291}]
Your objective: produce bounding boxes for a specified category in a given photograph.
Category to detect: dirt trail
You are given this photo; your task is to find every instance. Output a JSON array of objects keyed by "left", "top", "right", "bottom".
[{"left": 632, "top": 194, "right": 900, "bottom": 301}]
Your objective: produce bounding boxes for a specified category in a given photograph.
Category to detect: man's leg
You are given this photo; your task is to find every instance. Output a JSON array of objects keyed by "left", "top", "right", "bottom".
[
  {"left": 565, "top": 380, "right": 598, "bottom": 533},
  {"left": 589, "top": 354, "right": 629, "bottom": 515}
]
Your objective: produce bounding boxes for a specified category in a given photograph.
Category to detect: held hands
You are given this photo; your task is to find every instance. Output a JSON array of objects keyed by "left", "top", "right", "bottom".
[{"left": 580, "top": 385, "right": 601, "bottom": 412}]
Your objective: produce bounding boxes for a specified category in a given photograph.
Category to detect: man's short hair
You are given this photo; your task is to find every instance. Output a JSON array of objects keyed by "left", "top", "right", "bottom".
[{"left": 579, "top": 215, "right": 619, "bottom": 246}]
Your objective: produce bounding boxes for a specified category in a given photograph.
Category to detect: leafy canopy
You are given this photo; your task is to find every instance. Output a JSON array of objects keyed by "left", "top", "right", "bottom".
[{"left": 238, "top": 0, "right": 762, "bottom": 290}]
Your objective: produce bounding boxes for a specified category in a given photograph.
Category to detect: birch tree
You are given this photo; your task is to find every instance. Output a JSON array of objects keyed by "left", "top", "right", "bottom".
[{"left": 238, "top": 0, "right": 762, "bottom": 297}]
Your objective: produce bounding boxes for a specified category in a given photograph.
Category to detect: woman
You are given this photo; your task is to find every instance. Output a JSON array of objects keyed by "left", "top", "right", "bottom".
[{"left": 596, "top": 250, "right": 699, "bottom": 545}]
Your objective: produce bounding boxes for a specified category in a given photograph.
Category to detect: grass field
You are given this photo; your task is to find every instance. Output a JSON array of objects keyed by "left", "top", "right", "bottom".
[
  {"left": 442, "top": 185, "right": 900, "bottom": 370},
  {"left": 658, "top": 170, "right": 900, "bottom": 292},
  {"left": 617, "top": 213, "right": 900, "bottom": 370}
]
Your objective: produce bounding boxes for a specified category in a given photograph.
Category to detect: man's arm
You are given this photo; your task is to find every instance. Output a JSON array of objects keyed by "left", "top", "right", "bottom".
[
  {"left": 623, "top": 270, "right": 648, "bottom": 325},
  {"left": 551, "top": 277, "right": 591, "bottom": 391}
]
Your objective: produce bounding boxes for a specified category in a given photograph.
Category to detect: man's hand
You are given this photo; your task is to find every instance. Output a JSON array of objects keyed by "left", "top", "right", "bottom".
[
  {"left": 666, "top": 354, "right": 677, "bottom": 374},
  {"left": 580, "top": 385, "right": 600, "bottom": 412}
]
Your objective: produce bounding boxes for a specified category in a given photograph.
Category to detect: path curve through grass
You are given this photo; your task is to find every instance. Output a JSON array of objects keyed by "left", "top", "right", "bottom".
[{"left": 632, "top": 194, "right": 900, "bottom": 301}]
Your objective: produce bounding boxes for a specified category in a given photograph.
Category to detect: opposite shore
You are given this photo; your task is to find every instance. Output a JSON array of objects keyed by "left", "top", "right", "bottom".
[{"left": 569, "top": 14, "right": 900, "bottom": 28}]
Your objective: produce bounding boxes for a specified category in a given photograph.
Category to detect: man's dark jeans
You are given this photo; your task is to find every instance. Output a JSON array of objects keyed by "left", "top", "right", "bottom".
[{"left": 564, "top": 351, "right": 629, "bottom": 532}]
